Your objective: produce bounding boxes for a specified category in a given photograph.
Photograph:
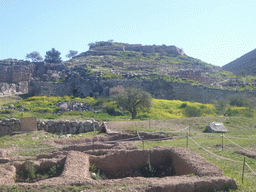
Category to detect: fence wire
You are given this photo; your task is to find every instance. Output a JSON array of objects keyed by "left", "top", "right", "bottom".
[
  {"left": 223, "top": 135, "right": 256, "bottom": 155},
  {"left": 188, "top": 136, "right": 256, "bottom": 176}
]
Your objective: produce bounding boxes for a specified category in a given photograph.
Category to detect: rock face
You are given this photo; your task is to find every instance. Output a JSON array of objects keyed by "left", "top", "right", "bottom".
[
  {"left": 0, "top": 60, "right": 69, "bottom": 96},
  {"left": 29, "top": 74, "right": 256, "bottom": 104}
]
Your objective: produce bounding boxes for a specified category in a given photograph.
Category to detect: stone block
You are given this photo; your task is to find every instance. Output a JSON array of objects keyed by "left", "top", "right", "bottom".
[{"left": 20, "top": 117, "right": 37, "bottom": 131}]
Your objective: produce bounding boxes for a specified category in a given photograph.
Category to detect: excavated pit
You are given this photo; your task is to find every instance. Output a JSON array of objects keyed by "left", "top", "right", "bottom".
[
  {"left": 0, "top": 134, "right": 238, "bottom": 192},
  {"left": 89, "top": 147, "right": 223, "bottom": 179}
]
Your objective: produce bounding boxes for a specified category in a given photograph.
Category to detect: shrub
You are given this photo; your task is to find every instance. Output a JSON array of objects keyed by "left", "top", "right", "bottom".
[
  {"left": 229, "top": 95, "right": 250, "bottom": 107},
  {"left": 184, "top": 106, "right": 203, "bottom": 117},
  {"left": 224, "top": 107, "right": 255, "bottom": 117},
  {"left": 89, "top": 164, "right": 104, "bottom": 180},
  {"left": 26, "top": 161, "right": 36, "bottom": 181},
  {"left": 179, "top": 103, "right": 187, "bottom": 109},
  {"left": 212, "top": 98, "right": 230, "bottom": 115}
]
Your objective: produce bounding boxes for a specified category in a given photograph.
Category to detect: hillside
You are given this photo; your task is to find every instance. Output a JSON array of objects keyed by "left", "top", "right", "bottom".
[
  {"left": 67, "top": 41, "right": 222, "bottom": 85},
  {"left": 222, "top": 48, "right": 256, "bottom": 76},
  {"left": 63, "top": 41, "right": 256, "bottom": 90},
  {"left": 0, "top": 42, "right": 255, "bottom": 100}
]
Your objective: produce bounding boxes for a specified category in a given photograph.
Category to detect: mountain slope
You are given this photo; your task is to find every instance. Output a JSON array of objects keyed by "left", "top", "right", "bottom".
[{"left": 222, "top": 48, "right": 256, "bottom": 76}]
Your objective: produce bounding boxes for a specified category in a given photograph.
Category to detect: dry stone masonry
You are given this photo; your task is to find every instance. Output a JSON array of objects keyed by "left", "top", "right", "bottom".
[{"left": 0, "top": 118, "right": 100, "bottom": 135}]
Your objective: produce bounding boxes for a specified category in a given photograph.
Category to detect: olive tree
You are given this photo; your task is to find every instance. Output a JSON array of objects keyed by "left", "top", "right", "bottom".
[
  {"left": 66, "top": 50, "right": 78, "bottom": 59},
  {"left": 113, "top": 87, "right": 152, "bottom": 119},
  {"left": 25, "top": 51, "right": 43, "bottom": 62}
]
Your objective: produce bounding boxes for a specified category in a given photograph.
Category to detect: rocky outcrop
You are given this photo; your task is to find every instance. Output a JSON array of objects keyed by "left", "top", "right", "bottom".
[
  {"left": 28, "top": 74, "right": 256, "bottom": 104},
  {"left": 58, "top": 101, "right": 93, "bottom": 112}
]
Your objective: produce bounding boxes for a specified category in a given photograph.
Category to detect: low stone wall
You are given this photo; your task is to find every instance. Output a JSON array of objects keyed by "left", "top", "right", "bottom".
[
  {"left": 0, "top": 118, "right": 100, "bottom": 135},
  {"left": 0, "top": 118, "right": 21, "bottom": 135},
  {"left": 38, "top": 119, "right": 100, "bottom": 134}
]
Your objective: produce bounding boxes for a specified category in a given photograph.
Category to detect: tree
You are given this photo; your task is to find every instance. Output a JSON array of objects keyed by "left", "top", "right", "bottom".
[
  {"left": 66, "top": 50, "right": 78, "bottom": 59},
  {"left": 44, "top": 48, "right": 62, "bottom": 63},
  {"left": 113, "top": 87, "right": 152, "bottom": 119},
  {"left": 25, "top": 51, "right": 43, "bottom": 62}
]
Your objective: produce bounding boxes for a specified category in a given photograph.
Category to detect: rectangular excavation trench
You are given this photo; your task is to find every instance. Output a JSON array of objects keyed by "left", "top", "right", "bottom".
[
  {"left": 89, "top": 147, "right": 220, "bottom": 179},
  {"left": 1, "top": 148, "right": 237, "bottom": 192},
  {"left": 14, "top": 158, "right": 66, "bottom": 183}
]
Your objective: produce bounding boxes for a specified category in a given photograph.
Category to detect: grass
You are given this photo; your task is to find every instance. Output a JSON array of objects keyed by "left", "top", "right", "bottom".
[
  {"left": 16, "top": 162, "right": 64, "bottom": 182},
  {"left": 0, "top": 116, "right": 255, "bottom": 191},
  {"left": 0, "top": 95, "right": 255, "bottom": 191},
  {"left": 130, "top": 116, "right": 256, "bottom": 192}
]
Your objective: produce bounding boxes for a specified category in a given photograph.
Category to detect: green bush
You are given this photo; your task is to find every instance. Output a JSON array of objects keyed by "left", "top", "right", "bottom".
[
  {"left": 224, "top": 107, "right": 255, "bottom": 117},
  {"left": 212, "top": 98, "right": 230, "bottom": 115},
  {"left": 184, "top": 106, "right": 203, "bottom": 117},
  {"left": 179, "top": 103, "right": 187, "bottom": 109},
  {"left": 229, "top": 95, "right": 250, "bottom": 107}
]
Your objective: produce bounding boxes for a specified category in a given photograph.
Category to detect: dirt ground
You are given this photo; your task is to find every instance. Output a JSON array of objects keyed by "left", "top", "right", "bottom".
[
  {"left": 0, "top": 131, "right": 238, "bottom": 192},
  {"left": 235, "top": 149, "right": 256, "bottom": 159}
]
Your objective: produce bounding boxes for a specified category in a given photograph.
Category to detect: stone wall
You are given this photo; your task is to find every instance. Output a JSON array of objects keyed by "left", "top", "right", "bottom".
[
  {"left": 0, "top": 62, "right": 69, "bottom": 96},
  {"left": 28, "top": 76, "right": 256, "bottom": 104},
  {"left": 0, "top": 63, "right": 35, "bottom": 83},
  {"left": 0, "top": 118, "right": 100, "bottom": 135},
  {"left": 38, "top": 119, "right": 100, "bottom": 134},
  {"left": 76, "top": 42, "right": 186, "bottom": 58},
  {"left": 0, "top": 81, "right": 28, "bottom": 96}
]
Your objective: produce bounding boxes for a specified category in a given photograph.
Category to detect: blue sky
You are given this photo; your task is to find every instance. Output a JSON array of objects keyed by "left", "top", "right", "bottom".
[{"left": 1, "top": 0, "right": 255, "bottom": 66}]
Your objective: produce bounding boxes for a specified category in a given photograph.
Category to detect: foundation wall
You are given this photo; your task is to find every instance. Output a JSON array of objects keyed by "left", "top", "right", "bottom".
[
  {"left": 90, "top": 149, "right": 171, "bottom": 173},
  {"left": 90, "top": 147, "right": 223, "bottom": 177}
]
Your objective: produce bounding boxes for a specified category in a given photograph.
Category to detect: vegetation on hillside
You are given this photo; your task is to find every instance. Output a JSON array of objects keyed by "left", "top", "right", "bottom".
[{"left": 0, "top": 95, "right": 254, "bottom": 121}]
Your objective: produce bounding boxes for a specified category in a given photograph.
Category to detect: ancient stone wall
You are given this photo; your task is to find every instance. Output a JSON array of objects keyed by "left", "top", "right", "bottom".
[
  {"left": 0, "top": 118, "right": 100, "bottom": 135},
  {"left": 0, "top": 62, "right": 69, "bottom": 96},
  {"left": 0, "top": 63, "right": 35, "bottom": 83},
  {"left": 0, "top": 81, "right": 28, "bottom": 96},
  {"left": 38, "top": 119, "right": 100, "bottom": 134},
  {"left": 80, "top": 43, "right": 186, "bottom": 57},
  {"left": 28, "top": 77, "right": 256, "bottom": 104}
]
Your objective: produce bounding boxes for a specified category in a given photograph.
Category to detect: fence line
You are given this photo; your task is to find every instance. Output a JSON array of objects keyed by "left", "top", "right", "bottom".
[
  {"left": 245, "top": 162, "right": 256, "bottom": 176},
  {"left": 226, "top": 135, "right": 255, "bottom": 140},
  {"left": 138, "top": 126, "right": 189, "bottom": 134},
  {"left": 223, "top": 135, "right": 256, "bottom": 155},
  {"left": 188, "top": 136, "right": 242, "bottom": 163},
  {"left": 189, "top": 136, "right": 256, "bottom": 176}
]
